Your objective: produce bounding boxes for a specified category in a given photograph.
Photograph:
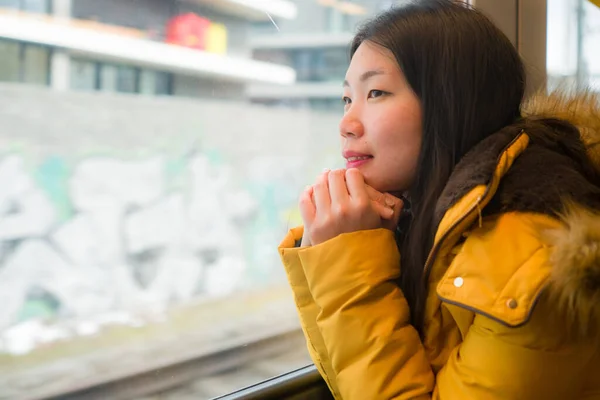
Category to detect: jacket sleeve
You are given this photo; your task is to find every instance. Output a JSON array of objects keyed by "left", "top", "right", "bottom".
[
  {"left": 297, "top": 228, "right": 595, "bottom": 400},
  {"left": 278, "top": 226, "right": 342, "bottom": 398},
  {"left": 298, "top": 228, "right": 434, "bottom": 399}
]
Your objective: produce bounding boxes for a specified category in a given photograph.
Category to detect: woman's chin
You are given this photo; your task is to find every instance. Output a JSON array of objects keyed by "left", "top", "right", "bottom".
[
  {"left": 364, "top": 176, "right": 404, "bottom": 197},
  {"left": 363, "top": 177, "right": 388, "bottom": 193}
]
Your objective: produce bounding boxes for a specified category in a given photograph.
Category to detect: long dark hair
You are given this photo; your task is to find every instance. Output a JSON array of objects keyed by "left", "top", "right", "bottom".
[{"left": 350, "top": 0, "right": 526, "bottom": 333}]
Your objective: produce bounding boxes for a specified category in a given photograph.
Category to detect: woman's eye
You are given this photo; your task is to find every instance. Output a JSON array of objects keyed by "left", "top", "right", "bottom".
[
  {"left": 342, "top": 96, "right": 351, "bottom": 105},
  {"left": 368, "top": 90, "right": 386, "bottom": 99}
]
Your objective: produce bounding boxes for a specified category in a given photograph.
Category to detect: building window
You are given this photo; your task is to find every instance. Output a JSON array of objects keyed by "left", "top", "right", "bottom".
[
  {"left": 70, "top": 58, "right": 98, "bottom": 91},
  {"left": 116, "top": 65, "right": 138, "bottom": 93},
  {"left": 0, "top": 0, "right": 20, "bottom": 9},
  {"left": 0, "top": 40, "right": 20, "bottom": 82},
  {"left": 70, "top": 57, "right": 172, "bottom": 96},
  {"left": 325, "top": 6, "right": 351, "bottom": 33},
  {"left": 154, "top": 72, "right": 172, "bottom": 95},
  {"left": 139, "top": 70, "right": 172, "bottom": 95},
  {"left": 0, "top": 39, "right": 50, "bottom": 85},
  {"left": 21, "top": 0, "right": 50, "bottom": 13},
  {"left": 139, "top": 69, "right": 156, "bottom": 95},
  {"left": 99, "top": 64, "right": 118, "bottom": 92},
  {"left": 286, "top": 48, "right": 348, "bottom": 83},
  {"left": 22, "top": 44, "right": 50, "bottom": 85},
  {"left": 0, "top": 0, "right": 50, "bottom": 13}
]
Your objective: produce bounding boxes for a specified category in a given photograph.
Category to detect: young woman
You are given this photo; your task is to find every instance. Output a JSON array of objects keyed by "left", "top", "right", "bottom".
[{"left": 279, "top": 0, "right": 600, "bottom": 398}]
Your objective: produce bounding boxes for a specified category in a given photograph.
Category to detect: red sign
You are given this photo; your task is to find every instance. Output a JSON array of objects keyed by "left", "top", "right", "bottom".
[{"left": 165, "top": 13, "right": 211, "bottom": 50}]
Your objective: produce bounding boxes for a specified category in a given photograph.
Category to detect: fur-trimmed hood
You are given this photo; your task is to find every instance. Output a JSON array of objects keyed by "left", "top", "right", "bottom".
[
  {"left": 523, "top": 92, "right": 600, "bottom": 333},
  {"left": 436, "top": 91, "right": 600, "bottom": 334},
  {"left": 522, "top": 91, "right": 600, "bottom": 178}
]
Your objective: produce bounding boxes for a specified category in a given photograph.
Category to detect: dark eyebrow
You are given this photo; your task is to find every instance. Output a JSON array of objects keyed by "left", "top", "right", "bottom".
[{"left": 343, "top": 69, "right": 386, "bottom": 87}]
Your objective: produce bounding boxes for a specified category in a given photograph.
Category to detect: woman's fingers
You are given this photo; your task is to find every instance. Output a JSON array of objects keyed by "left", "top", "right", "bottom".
[
  {"left": 363, "top": 183, "right": 404, "bottom": 220},
  {"left": 344, "top": 169, "right": 369, "bottom": 204},
  {"left": 328, "top": 169, "right": 349, "bottom": 206},
  {"left": 371, "top": 199, "right": 395, "bottom": 219},
  {"left": 299, "top": 185, "right": 316, "bottom": 225},
  {"left": 313, "top": 170, "right": 331, "bottom": 212},
  {"left": 301, "top": 168, "right": 404, "bottom": 243},
  {"left": 380, "top": 195, "right": 403, "bottom": 230},
  {"left": 364, "top": 185, "right": 393, "bottom": 219},
  {"left": 365, "top": 185, "right": 393, "bottom": 207}
]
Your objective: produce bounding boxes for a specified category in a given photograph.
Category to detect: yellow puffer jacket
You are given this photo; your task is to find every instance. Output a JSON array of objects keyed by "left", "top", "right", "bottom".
[{"left": 278, "top": 93, "right": 600, "bottom": 400}]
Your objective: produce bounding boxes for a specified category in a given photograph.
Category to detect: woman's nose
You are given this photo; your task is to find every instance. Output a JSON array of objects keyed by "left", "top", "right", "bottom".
[{"left": 339, "top": 108, "right": 364, "bottom": 139}]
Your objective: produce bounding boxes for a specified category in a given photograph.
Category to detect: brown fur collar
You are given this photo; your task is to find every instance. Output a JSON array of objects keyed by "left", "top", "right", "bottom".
[
  {"left": 525, "top": 92, "right": 600, "bottom": 335},
  {"left": 436, "top": 91, "right": 600, "bottom": 334}
]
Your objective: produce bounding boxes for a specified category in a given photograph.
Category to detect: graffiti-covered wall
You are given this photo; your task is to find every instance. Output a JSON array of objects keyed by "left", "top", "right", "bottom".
[{"left": 0, "top": 84, "right": 341, "bottom": 331}]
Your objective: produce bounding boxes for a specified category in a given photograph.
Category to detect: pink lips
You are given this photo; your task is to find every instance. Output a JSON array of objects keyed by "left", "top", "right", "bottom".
[{"left": 343, "top": 150, "right": 373, "bottom": 169}]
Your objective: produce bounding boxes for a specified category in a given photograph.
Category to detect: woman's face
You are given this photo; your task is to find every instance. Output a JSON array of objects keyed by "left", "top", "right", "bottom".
[{"left": 341, "top": 40, "right": 422, "bottom": 194}]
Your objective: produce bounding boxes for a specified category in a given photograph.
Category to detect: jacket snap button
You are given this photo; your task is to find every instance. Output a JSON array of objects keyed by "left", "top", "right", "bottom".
[
  {"left": 507, "top": 299, "right": 518, "bottom": 309},
  {"left": 453, "top": 277, "right": 464, "bottom": 288}
]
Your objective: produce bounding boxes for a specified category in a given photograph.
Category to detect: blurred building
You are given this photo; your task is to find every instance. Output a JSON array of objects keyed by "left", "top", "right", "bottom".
[
  {"left": 249, "top": 0, "right": 399, "bottom": 110},
  {"left": 0, "top": 0, "right": 406, "bottom": 109},
  {"left": 0, "top": 0, "right": 298, "bottom": 99},
  {"left": 0, "top": 0, "right": 599, "bottom": 105}
]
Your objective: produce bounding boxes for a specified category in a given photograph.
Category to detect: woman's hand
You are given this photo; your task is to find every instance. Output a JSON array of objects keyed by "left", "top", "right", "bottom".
[{"left": 299, "top": 169, "right": 403, "bottom": 246}]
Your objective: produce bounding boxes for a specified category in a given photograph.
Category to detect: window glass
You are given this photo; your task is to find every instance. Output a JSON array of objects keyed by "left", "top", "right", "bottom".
[
  {"left": 0, "top": 0, "right": 19, "bottom": 10},
  {"left": 0, "top": 0, "right": 523, "bottom": 399},
  {"left": 316, "top": 48, "right": 348, "bottom": 82},
  {"left": 21, "top": 0, "right": 50, "bottom": 13},
  {"left": 70, "top": 58, "right": 98, "bottom": 91},
  {"left": 547, "top": 0, "right": 600, "bottom": 91},
  {"left": 0, "top": 1, "right": 589, "bottom": 399},
  {"left": 154, "top": 71, "right": 172, "bottom": 95},
  {"left": 22, "top": 44, "right": 50, "bottom": 85},
  {"left": 138, "top": 69, "right": 172, "bottom": 95},
  {"left": 115, "top": 65, "right": 138, "bottom": 93},
  {"left": 0, "top": 39, "right": 20, "bottom": 82},
  {"left": 99, "top": 63, "right": 118, "bottom": 92},
  {"left": 138, "top": 69, "right": 157, "bottom": 95}
]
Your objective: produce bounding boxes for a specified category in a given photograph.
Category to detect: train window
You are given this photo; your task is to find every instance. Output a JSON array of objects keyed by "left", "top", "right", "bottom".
[
  {"left": 547, "top": 0, "right": 600, "bottom": 91},
  {"left": 1, "top": 0, "right": 596, "bottom": 399}
]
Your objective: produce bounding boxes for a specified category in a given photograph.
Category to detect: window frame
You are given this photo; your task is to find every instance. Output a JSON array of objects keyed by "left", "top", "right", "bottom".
[{"left": 214, "top": 365, "right": 333, "bottom": 400}]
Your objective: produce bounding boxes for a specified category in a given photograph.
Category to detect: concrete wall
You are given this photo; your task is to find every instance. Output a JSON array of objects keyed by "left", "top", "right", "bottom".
[{"left": 0, "top": 83, "right": 341, "bottom": 338}]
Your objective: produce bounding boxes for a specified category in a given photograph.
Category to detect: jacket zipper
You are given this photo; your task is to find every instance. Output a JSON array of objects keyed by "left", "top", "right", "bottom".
[
  {"left": 422, "top": 185, "right": 491, "bottom": 283},
  {"left": 422, "top": 132, "right": 526, "bottom": 288},
  {"left": 422, "top": 130, "right": 548, "bottom": 327}
]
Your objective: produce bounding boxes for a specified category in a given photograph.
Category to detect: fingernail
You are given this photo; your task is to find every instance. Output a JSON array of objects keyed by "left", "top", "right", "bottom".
[
  {"left": 385, "top": 208, "right": 394, "bottom": 218},
  {"left": 385, "top": 198, "right": 396, "bottom": 208}
]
